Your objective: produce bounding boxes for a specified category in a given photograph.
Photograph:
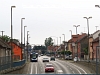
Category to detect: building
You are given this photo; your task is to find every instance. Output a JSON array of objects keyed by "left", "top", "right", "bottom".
[
  {"left": 0, "top": 38, "right": 11, "bottom": 65},
  {"left": 8, "top": 39, "right": 22, "bottom": 60}
]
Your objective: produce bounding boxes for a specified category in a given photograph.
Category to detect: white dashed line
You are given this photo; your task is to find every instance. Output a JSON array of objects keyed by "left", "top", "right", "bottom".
[
  {"left": 72, "top": 71, "right": 75, "bottom": 74},
  {"left": 30, "top": 63, "right": 33, "bottom": 74},
  {"left": 36, "top": 65, "right": 37, "bottom": 74}
]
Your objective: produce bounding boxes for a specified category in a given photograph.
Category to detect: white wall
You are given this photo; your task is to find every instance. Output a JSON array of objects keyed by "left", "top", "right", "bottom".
[{"left": 93, "top": 30, "right": 100, "bottom": 39}]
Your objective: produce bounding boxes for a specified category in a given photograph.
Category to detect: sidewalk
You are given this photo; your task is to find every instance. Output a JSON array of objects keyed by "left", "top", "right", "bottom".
[{"left": 57, "top": 58, "right": 96, "bottom": 74}]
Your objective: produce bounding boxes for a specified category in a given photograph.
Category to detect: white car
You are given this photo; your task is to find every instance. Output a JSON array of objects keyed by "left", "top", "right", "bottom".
[
  {"left": 43, "top": 58, "right": 49, "bottom": 62},
  {"left": 73, "top": 57, "right": 80, "bottom": 61}
]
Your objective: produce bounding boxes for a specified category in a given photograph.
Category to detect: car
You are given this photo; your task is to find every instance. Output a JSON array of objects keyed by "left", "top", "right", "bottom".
[
  {"left": 38, "top": 55, "right": 41, "bottom": 57},
  {"left": 31, "top": 58, "right": 38, "bottom": 62},
  {"left": 65, "top": 55, "right": 72, "bottom": 60},
  {"left": 56, "top": 70, "right": 63, "bottom": 74},
  {"left": 45, "top": 64, "right": 54, "bottom": 72},
  {"left": 41, "top": 54, "right": 43, "bottom": 56},
  {"left": 43, "top": 58, "right": 49, "bottom": 62},
  {"left": 50, "top": 57, "right": 55, "bottom": 61},
  {"left": 73, "top": 57, "right": 80, "bottom": 62}
]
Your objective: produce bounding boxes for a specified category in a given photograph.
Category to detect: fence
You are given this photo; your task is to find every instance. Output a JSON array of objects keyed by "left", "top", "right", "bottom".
[{"left": 0, "top": 56, "right": 26, "bottom": 72}]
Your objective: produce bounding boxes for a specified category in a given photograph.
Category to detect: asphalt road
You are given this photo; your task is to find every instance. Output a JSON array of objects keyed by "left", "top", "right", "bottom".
[{"left": 8, "top": 56, "right": 92, "bottom": 74}]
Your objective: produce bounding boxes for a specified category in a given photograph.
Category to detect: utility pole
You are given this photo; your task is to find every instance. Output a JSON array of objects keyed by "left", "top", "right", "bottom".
[
  {"left": 95, "top": 26, "right": 98, "bottom": 31},
  {"left": 83, "top": 17, "right": 92, "bottom": 62},
  {"left": 73, "top": 25, "right": 80, "bottom": 61},
  {"left": 1, "top": 31, "right": 5, "bottom": 37}
]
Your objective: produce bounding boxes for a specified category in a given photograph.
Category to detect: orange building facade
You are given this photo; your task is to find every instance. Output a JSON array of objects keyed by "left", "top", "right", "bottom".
[{"left": 8, "top": 42, "right": 22, "bottom": 60}]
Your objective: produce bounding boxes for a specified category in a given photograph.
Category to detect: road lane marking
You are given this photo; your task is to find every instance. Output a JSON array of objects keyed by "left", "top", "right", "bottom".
[
  {"left": 56, "top": 70, "right": 63, "bottom": 74},
  {"left": 55, "top": 61, "right": 70, "bottom": 73},
  {"left": 36, "top": 64, "right": 37, "bottom": 74},
  {"left": 30, "top": 63, "right": 33, "bottom": 74},
  {"left": 68, "top": 62, "right": 87, "bottom": 74},
  {"left": 27, "top": 62, "right": 31, "bottom": 74},
  {"left": 72, "top": 71, "right": 75, "bottom": 74},
  {"left": 57, "top": 60, "right": 81, "bottom": 74}
]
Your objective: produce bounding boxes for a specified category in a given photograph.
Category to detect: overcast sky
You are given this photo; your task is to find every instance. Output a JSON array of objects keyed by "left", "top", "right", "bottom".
[{"left": 0, "top": 0, "right": 100, "bottom": 45}]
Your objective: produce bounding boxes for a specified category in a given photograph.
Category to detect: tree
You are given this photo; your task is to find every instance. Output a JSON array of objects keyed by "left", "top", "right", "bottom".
[
  {"left": 44, "top": 37, "right": 54, "bottom": 49},
  {"left": 0, "top": 35, "right": 10, "bottom": 42},
  {"left": 0, "top": 35, "right": 20, "bottom": 43},
  {"left": 83, "top": 47, "right": 88, "bottom": 55}
]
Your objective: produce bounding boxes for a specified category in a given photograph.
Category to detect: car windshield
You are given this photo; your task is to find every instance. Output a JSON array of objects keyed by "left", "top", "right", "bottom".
[
  {"left": 46, "top": 65, "right": 53, "bottom": 67},
  {"left": 44, "top": 58, "right": 48, "bottom": 59}
]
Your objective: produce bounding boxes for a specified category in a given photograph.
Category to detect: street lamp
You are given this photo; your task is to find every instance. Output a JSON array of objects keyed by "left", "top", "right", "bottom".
[
  {"left": 59, "top": 37, "right": 61, "bottom": 45},
  {"left": 95, "top": 26, "right": 99, "bottom": 31},
  {"left": 73, "top": 25, "right": 80, "bottom": 61},
  {"left": 24, "top": 26, "right": 27, "bottom": 59},
  {"left": 0, "top": 31, "right": 5, "bottom": 37},
  {"left": 83, "top": 17, "right": 92, "bottom": 62},
  {"left": 51, "top": 36, "right": 58, "bottom": 57},
  {"left": 69, "top": 30, "right": 73, "bottom": 59},
  {"left": 21, "top": 18, "right": 25, "bottom": 60},
  {"left": 95, "top": 5, "right": 100, "bottom": 8},
  {"left": 27, "top": 31, "right": 29, "bottom": 61},
  {"left": 11, "top": 6, "right": 16, "bottom": 64},
  {"left": 62, "top": 34, "right": 66, "bottom": 59},
  {"left": 51, "top": 36, "right": 58, "bottom": 46}
]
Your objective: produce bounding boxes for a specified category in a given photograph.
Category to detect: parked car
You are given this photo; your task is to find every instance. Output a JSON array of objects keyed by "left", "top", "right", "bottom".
[
  {"left": 65, "top": 55, "right": 72, "bottom": 60},
  {"left": 45, "top": 64, "right": 54, "bottom": 72},
  {"left": 50, "top": 57, "right": 55, "bottom": 61},
  {"left": 43, "top": 58, "right": 49, "bottom": 62},
  {"left": 73, "top": 57, "right": 80, "bottom": 61}
]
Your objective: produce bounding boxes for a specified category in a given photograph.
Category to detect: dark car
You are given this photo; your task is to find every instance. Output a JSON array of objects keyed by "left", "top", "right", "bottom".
[{"left": 50, "top": 57, "right": 55, "bottom": 61}]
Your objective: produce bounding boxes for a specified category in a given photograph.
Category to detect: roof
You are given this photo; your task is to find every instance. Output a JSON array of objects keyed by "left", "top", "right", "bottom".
[
  {"left": 68, "top": 33, "right": 87, "bottom": 43},
  {"left": 77, "top": 34, "right": 87, "bottom": 42},
  {"left": 8, "top": 39, "right": 21, "bottom": 48},
  {"left": 92, "top": 37, "right": 99, "bottom": 43},
  {"left": 90, "top": 30, "right": 100, "bottom": 38}
]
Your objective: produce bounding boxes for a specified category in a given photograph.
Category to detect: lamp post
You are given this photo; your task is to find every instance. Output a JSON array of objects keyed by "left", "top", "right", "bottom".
[
  {"left": 11, "top": 6, "right": 16, "bottom": 65},
  {"left": 24, "top": 26, "right": 27, "bottom": 59},
  {"left": 69, "top": 30, "right": 73, "bottom": 58},
  {"left": 83, "top": 17, "right": 92, "bottom": 62},
  {"left": 0, "top": 31, "right": 5, "bottom": 37},
  {"left": 59, "top": 37, "right": 61, "bottom": 45},
  {"left": 95, "top": 26, "right": 98, "bottom": 31},
  {"left": 21, "top": 18, "right": 25, "bottom": 60},
  {"left": 27, "top": 31, "right": 29, "bottom": 61},
  {"left": 62, "top": 34, "right": 66, "bottom": 59},
  {"left": 73, "top": 25, "right": 80, "bottom": 61},
  {"left": 51, "top": 36, "right": 58, "bottom": 57}
]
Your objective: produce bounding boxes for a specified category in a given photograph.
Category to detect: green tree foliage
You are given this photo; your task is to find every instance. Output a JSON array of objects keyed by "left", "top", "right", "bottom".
[
  {"left": 61, "top": 50, "right": 72, "bottom": 55},
  {"left": 83, "top": 47, "right": 88, "bottom": 55},
  {"left": 44, "top": 37, "right": 54, "bottom": 48},
  {"left": 0, "top": 35, "right": 10, "bottom": 42},
  {"left": 0, "top": 35, "right": 19, "bottom": 43},
  {"left": 33, "top": 45, "right": 46, "bottom": 54}
]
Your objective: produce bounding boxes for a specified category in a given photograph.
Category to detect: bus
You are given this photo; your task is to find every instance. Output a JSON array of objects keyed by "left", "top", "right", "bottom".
[{"left": 30, "top": 52, "right": 38, "bottom": 62}]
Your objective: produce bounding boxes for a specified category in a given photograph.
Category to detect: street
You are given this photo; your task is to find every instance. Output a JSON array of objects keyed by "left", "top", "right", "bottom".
[{"left": 8, "top": 56, "right": 93, "bottom": 74}]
